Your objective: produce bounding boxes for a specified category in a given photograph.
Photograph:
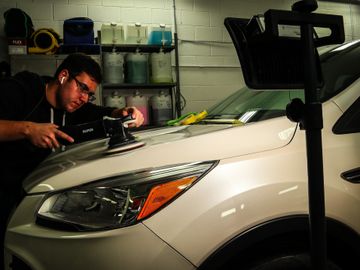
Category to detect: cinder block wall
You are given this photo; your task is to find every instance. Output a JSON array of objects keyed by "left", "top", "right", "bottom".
[{"left": 0, "top": 0, "right": 359, "bottom": 114}]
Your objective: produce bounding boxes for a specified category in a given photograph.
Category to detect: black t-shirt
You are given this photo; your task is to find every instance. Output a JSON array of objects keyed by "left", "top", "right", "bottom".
[{"left": 0, "top": 71, "right": 114, "bottom": 188}]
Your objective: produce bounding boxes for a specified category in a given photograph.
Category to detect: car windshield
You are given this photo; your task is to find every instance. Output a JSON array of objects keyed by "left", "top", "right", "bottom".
[
  {"left": 202, "top": 40, "right": 360, "bottom": 124},
  {"left": 204, "top": 88, "right": 304, "bottom": 124}
]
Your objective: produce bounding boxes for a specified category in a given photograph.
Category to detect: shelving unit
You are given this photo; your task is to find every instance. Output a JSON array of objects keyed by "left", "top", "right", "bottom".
[
  {"left": 9, "top": 44, "right": 182, "bottom": 128},
  {"left": 100, "top": 44, "right": 180, "bottom": 127},
  {"left": 101, "top": 44, "right": 175, "bottom": 53},
  {"left": 102, "top": 82, "right": 176, "bottom": 89}
]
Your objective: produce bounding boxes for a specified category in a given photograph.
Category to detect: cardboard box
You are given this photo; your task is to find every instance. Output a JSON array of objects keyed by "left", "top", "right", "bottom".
[{"left": 8, "top": 38, "right": 27, "bottom": 54}]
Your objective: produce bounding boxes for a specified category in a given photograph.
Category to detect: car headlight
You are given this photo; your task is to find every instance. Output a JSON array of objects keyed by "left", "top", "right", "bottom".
[{"left": 36, "top": 161, "right": 217, "bottom": 231}]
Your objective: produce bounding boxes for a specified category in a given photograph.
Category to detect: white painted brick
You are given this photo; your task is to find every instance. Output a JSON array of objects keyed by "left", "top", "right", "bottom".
[
  {"left": 195, "top": 26, "right": 222, "bottom": 42},
  {"left": 134, "top": 0, "right": 165, "bottom": 9},
  {"left": 223, "top": 0, "right": 287, "bottom": 18},
  {"left": 318, "top": 1, "right": 351, "bottom": 11},
  {"left": 168, "top": 0, "right": 195, "bottom": 13},
  {"left": 211, "top": 43, "right": 236, "bottom": 56},
  {"left": 54, "top": 21, "right": 66, "bottom": 38},
  {"left": 164, "top": 0, "right": 172, "bottom": 10},
  {"left": 181, "top": 10, "right": 209, "bottom": 26},
  {"left": 352, "top": 25, "right": 360, "bottom": 40},
  {"left": 169, "top": 0, "right": 194, "bottom": 11},
  {"left": 223, "top": 56, "right": 240, "bottom": 67},
  {"left": 316, "top": 8, "right": 351, "bottom": 25},
  {"left": 70, "top": 0, "right": 102, "bottom": 4},
  {"left": 210, "top": 12, "right": 224, "bottom": 27},
  {"left": 54, "top": 4, "right": 87, "bottom": 20},
  {"left": 181, "top": 85, "right": 239, "bottom": 100},
  {"left": 88, "top": 5, "right": 121, "bottom": 22},
  {"left": 223, "top": 30, "right": 232, "bottom": 43},
  {"left": 173, "top": 10, "right": 181, "bottom": 25},
  {"left": 17, "top": 2, "right": 53, "bottom": 20},
  {"left": 220, "top": 1, "right": 260, "bottom": 18},
  {"left": 194, "top": 56, "right": 224, "bottom": 66},
  {"left": 32, "top": 0, "right": 67, "bottom": 3},
  {"left": 179, "top": 66, "right": 245, "bottom": 113},
  {"left": 151, "top": 8, "right": 173, "bottom": 25},
  {"left": 120, "top": 7, "right": 151, "bottom": 23},
  {"left": 179, "top": 55, "right": 197, "bottom": 66},
  {"left": 194, "top": 0, "right": 220, "bottom": 13},
  {"left": 179, "top": 41, "right": 211, "bottom": 56},
  {"left": 0, "top": 1, "right": 14, "bottom": 8},
  {"left": 180, "top": 66, "right": 243, "bottom": 85},
  {"left": 182, "top": 100, "right": 216, "bottom": 114},
  {"left": 317, "top": 7, "right": 350, "bottom": 16},
  {"left": 178, "top": 25, "right": 195, "bottom": 40},
  {"left": 258, "top": 0, "right": 285, "bottom": 9},
  {"left": 33, "top": 20, "right": 63, "bottom": 36},
  {"left": 219, "top": 11, "right": 244, "bottom": 22},
  {"left": 102, "top": 0, "right": 133, "bottom": 7},
  {"left": 344, "top": 35, "right": 353, "bottom": 42},
  {"left": 343, "top": 23, "right": 354, "bottom": 39},
  {"left": 349, "top": 6, "right": 360, "bottom": 25}
]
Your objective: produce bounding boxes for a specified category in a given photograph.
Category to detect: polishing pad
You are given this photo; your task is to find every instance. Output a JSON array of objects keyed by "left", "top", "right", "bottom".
[{"left": 104, "top": 141, "right": 145, "bottom": 154}]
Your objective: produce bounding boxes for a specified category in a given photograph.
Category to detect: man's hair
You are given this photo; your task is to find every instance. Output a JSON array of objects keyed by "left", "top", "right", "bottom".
[{"left": 55, "top": 53, "right": 102, "bottom": 83}]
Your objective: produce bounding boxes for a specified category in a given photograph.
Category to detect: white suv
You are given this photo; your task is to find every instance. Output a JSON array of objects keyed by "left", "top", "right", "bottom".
[{"left": 4, "top": 42, "right": 360, "bottom": 270}]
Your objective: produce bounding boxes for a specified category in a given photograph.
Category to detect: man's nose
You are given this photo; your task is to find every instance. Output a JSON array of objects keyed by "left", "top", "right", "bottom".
[{"left": 79, "top": 93, "right": 88, "bottom": 102}]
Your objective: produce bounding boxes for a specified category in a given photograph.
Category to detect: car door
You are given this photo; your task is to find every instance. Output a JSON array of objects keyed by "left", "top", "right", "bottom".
[
  {"left": 323, "top": 85, "right": 360, "bottom": 233},
  {"left": 333, "top": 95, "right": 360, "bottom": 184}
]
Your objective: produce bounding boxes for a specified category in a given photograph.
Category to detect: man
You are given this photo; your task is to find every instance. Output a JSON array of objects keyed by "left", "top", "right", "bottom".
[{"left": 0, "top": 53, "right": 144, "bottom": 267}]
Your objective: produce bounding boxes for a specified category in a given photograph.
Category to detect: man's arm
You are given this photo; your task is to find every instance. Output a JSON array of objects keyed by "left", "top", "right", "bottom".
[
  {"left": 111, "top": 107, "right": 144, "bottom": 127},
  {"left": 0, "top": 120, "right": 32, "bottom": 141},
  {"left": 0, "top": 120, "right": 74, "bottom": 148},
  {"left": 68, "top": 103, "right": 144, "bottom": 127}
]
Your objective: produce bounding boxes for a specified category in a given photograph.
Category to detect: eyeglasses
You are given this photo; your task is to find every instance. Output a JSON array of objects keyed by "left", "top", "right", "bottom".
[{"left": 71, "top": 75, "right": 96, "bottom": 102}]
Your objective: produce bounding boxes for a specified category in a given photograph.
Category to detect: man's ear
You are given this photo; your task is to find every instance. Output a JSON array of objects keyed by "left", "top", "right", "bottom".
[{"left": 58, "top": 69, "right": 69, "bottom": 84}]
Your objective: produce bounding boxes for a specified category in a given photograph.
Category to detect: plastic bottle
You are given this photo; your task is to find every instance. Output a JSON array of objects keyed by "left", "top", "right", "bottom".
[
  {"left": 105, "top": 91, "right": 126, "bottom": 108},
  {"left": 126, "top": 90, "right": 149, "bottom": 125},
  {"left": 125, "top": 52, "right": 148, "bottom": 84},
  {"left": 148, "top": 24, "right": 172, "bottom": 46},
  {"left": 150, "top": 91, "right": 172, "bottom": 125},
  {"left": 150, "top": 51, "right": 172, "bottom": 83},
  {"left": 102, "top": 51, "right": 124, "bottom": 84},
  {"left": 100, "top": 23, "right": 124, "bottom": 45}
]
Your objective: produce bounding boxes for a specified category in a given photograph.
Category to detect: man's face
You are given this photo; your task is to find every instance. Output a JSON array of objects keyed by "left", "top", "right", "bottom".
[{"left": 57, "top": 72, "right": 98, "bottom": 113}]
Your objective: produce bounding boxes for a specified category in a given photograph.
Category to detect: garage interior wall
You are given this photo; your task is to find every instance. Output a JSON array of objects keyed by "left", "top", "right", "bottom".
[{"left": 0, "top": 0, "right": 359, "bottom": 114}]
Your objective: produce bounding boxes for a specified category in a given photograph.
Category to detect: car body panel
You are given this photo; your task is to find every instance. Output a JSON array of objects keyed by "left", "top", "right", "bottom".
[
  {"left": 5, "top": 195, "right": 195, "bottom": 270},
  {"left": 24, "top": 119, "right": 297, "bottom": 194},
  {"left": 142, "top": 91, "right": 360, "bottom": 265}
]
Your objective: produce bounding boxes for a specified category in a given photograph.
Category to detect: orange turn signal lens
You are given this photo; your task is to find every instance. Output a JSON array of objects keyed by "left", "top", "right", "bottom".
[{"left": 137, "top": 176, "right": 197, "bottom": 220}]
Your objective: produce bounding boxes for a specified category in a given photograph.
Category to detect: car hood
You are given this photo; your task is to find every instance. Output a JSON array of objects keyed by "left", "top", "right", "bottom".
[{"left": 23, "top": 117, "right": 297, "bottom": 194}]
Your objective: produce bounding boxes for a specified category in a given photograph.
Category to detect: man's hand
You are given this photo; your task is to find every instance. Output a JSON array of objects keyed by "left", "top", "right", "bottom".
[
  {"left": 26, "top": 122, "right": 74, "bottom": 148},
  {"left": 112, "top": 107, "right": 144, "bottom": 127}
]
